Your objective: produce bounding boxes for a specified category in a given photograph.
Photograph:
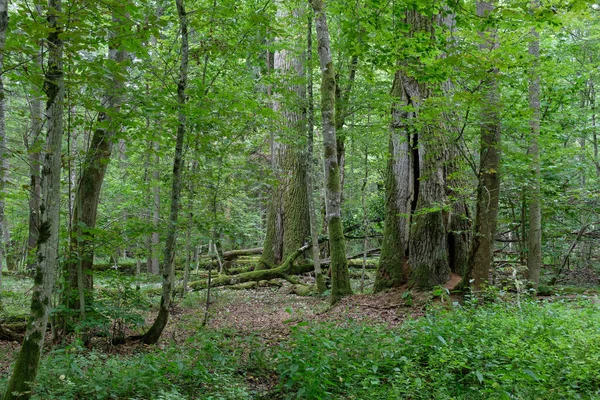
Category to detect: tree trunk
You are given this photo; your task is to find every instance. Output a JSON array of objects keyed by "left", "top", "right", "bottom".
[
  {"left": 142, "top": 0, "right": 188, "bottom": 345},
  {"left": 307, "top": 13, "right": 326, "bottom": 293},
  {"left": 3, "top": 0, "right": 64, "bottom": 396},
  {"left": 149, "top": 145, "right": 160, "bottom": 274},
  {"left": 374, "top": 73, "right": 414, "bottom": 292},
  {"left": 64, "top": 12, "right": 128, "bottom": 318},
  {"left": 0, "top": 0, "right": 6, "bottom": 295},
  {"left": 446, "top": 154, "right": 471, "bottom": 277},
  {"left": 310, "top": 0, "right": 351, "bottom": 303},
  {"left": 527, "top": 9, "right": 542, "bottom": 288},
  {"left": 190, "top": 243, "right": 312, "bottom": 290},
  {"left": 259, "top": 3, "right": 311, "bottom": 269},
  {"left": 335, "top": 55, "right": 358, "bottom": 195},
  {"left": 25, "top": 67, "right": 44, "bottom": 271},
  {"left": 464, "top": 0, "right": 502, "bottom": 291}
]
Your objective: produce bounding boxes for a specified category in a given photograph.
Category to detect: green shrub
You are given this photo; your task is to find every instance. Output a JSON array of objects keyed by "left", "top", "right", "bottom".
[{"left": 274, "top": 300, "right": 600, "bottom": 399}]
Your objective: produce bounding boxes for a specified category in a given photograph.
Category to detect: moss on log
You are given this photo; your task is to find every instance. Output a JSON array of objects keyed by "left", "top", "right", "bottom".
[{"left": 189, "top": 244, "right": 312, "bottom": 290}]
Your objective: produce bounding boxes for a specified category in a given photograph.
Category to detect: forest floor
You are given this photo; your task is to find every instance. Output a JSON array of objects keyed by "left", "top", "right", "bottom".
[{"left": 2, "top": 268, "right": 600, "bottom": 399}]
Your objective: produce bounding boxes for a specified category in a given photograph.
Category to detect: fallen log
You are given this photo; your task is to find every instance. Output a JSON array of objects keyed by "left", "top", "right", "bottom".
[
  {"left": 222, "top": 247, "right": 263, "bottom": 260},
  {"left": 0, "top": 324, "right": 23, "bottom": 341},
  {"left": 189, "top": 244, "right": 312, "bottom": 290}
]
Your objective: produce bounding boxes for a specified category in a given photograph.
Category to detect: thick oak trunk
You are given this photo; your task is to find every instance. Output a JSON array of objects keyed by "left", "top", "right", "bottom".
[{"left": 259, "top": 3, "right": 310, "bottom": 269}]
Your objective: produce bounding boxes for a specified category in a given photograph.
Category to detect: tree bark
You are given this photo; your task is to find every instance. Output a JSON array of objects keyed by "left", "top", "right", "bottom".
[
  {"left": 0, "top": 0, "right": 6, "bottom": 295},
  {"left": 142, "top": 0, "right": 188, "bottom": 345},
  {"left": 63, "top": 12, "right": 128, "bottom": 317},
  {"left": 310, "top": 0, "right": 351, "bottom": 303},
  {"left": 463, "top": 0, "right": 502, "bottom": 291},
  {"left": 259, "top": 3, "right": 310, "bottom": 269},
  {"left": 3, "top": 0, "right": 64, "bottom": 396},
  {"left": 24, "top": 51, "right": 44, "bottom": 271},
  {"left": 190, "top": 244, "right": 312, "bottom": 290},
  {"left": 307, "top": 13, "right": 326, "bottom": 293},
  {"left": 527, "top": 8, "right": 542, "bottom": 288},
  {"left": 374, "top": 73, "right": 413, "bottom": 292}
]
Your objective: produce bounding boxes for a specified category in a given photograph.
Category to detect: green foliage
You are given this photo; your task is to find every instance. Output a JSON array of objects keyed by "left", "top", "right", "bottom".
[
  {"left": 273, "top": 300, "right": 600, "bottom": 399},
  {"left": 0, "top": 331, "right": 255, "bottom": 400}
]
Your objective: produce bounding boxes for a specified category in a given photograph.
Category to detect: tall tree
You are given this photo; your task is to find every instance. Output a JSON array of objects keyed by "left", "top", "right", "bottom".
[
  {"left": 3, "top": 0, "right": 64, "bottom": 396},
  {"left": 464, "top": 0, "right": 502, "bottom": 291},
  {"left": 527, "top": 2, "right": 542, "bottom": 288},
  {"left": 63, "top": 8, "right": 129, "bottom": 320},
  {"left": 310, "top": 0, "right": 351, "bottom": 302},
  {"left": 307, "top": 12, "right": 326, "bottom": 293},
  {"left": 0, "top": 0, "right": 5, "bottom": 295},
  {"left": 373, "top": 71, "right": 413, "bottom": 292},
  {"left": 259, "top": 2, "right": 310, "bottom": 269},
  {"left": 142, "top": 0, "right": 188, "bottom": 344}
]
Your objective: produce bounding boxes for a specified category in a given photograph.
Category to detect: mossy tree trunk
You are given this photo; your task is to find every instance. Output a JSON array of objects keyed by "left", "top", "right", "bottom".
[
  {"left": 259, "top": 3, "right": 310, "bottom": 270},
  {"left": 464, "top": 0, "right": 501, "bottom": 291},
  {"left": 142, "top": 0, "right": 188, "bottom": 345},
  {"left": 527, "top": 6, "right": 542, "bottom": 288},
  {"left": 63, "top": 12, "right": 128, "bottom": 320},
  {"left": 374, "top": 72, "right": 414, "bottom": 292},
  {"left": 310, "top": 0, "right": 352, "bottom": 303},
  {"left": 3, "top": 0, "right": 64, "bottom": 396}
]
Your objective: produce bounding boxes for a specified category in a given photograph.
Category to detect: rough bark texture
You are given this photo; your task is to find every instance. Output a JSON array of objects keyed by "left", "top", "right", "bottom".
[
  {"left": 3, "top": 0, "right": 64, "bottom": 396},
  {"left": 310, "top": 0, "right": 351, "bottom": 303},
  {"left": 142, "top": 0, "right": 188, "bottom": 345},
  {"left": 446, "top": 151, "right": 471, "bottom": 277},
  {"left": 527, "top": 14, "right": 542, "bottom": 288},
  {"left": 374, "top": 74, "right": 413, "bottom": 292},
  {"left": 402, "top": 11, "right": 451, "bottom": 289},
  {"left": 64, "top": 15, "right": 128, "bottom": 315},
  {"left": 464, "top": 0, "right": 501, "bottom": 291},
  {"left": 259, "top": 3, "right": 310, "bottom": 269}
]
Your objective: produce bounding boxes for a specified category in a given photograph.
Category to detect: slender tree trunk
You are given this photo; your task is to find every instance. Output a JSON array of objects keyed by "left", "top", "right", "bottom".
[
  {"left": 0, "top": 0, "right": 6, "bottom": 294},
  {"left": 25, "top": 70, "right": 44, "bottom": 271},
  {"left": 527, "top": 9, "right": 542, "bottom": 288},
  {"left": 306, "top": 13, "right": 325, "bottom": 293},
  {"left": 374, "top": 72, "right": 413, "bottom": 292},
  {"left": 310, "top": 0, "right": 351, "bottom": 303},
  {"left": 3, "top": 0, "right": 64, "bottom": 396},
  {"left": 150, "top": 147, "right": 161, "bottom": 274},
  {"left": 464, "top": 0, "right": 502, "bottom": 291},
  {"left": 142, "top": 0, "right": 188, "bottom": 344},
  {"left": 335, "top": 55, "right": 358, "bottom": 194}
]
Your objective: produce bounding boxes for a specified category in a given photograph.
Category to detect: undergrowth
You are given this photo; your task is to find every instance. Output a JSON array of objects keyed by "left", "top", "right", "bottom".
[
  {"left": 274, "top": 299, "right": 600, "bottom": 399},
  {"left": 2, "top": 295, "right": 600, "bottom": 399}
]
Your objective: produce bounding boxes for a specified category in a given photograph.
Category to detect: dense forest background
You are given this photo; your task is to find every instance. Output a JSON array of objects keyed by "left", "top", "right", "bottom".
[{"left": 1, "top": 0, "right": 600, "bottom": 398}]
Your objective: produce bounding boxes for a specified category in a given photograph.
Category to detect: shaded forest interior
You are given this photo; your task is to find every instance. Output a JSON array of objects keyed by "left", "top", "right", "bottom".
[{"left": 1, "top": 0, "right": 600, "bottom": 398}]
